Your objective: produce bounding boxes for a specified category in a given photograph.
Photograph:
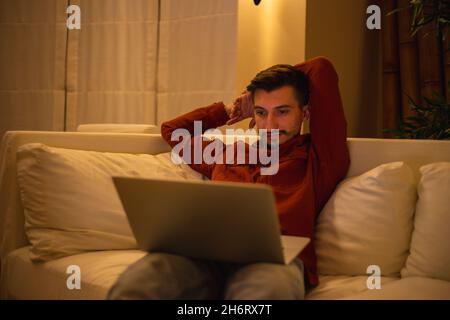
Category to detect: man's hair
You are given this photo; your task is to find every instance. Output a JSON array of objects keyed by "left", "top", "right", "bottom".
[{"left": 246, "top": 64, "right": 309, "bottom": 106}]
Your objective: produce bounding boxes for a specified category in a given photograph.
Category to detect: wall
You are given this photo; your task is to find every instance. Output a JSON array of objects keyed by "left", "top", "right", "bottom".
[
  {"left": 236, "top": 0, "right": 307, "bottom": 95},
  {"left": 236, "top": 0, "right": 382, "bottom": 137},
  {"left": 305, "top": 0, "right": 382, "bottom": 137}
]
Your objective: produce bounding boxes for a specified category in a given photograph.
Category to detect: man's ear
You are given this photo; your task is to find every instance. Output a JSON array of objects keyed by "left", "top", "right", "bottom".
[{"left": 302, "top": 105, "right": 310, "bottom": 120}]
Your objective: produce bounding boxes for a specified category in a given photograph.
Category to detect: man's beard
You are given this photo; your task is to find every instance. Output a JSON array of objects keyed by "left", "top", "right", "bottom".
[{"left": 258, "top": 129, "right": 289, "bottom": 147}]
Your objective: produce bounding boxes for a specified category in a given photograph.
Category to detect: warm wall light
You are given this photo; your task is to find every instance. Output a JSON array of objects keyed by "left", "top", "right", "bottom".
[{"left": 253, "top": 0, "right": 262, "bottom": 5}]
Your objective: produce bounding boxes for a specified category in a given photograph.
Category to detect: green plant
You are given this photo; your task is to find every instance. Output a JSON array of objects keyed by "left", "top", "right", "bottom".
[
  {"left": 384, "top": 0, "right": 450, "bottom": 139},
  {"left": 383, "top": 89, "right": 450, "bottom": 139},
  {"left": 389, "top": 0, "right": 450, "bottom": 39}
]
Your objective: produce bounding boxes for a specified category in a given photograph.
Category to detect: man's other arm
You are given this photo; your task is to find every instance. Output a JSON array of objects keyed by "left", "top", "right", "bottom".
[{"left": 160, "top": 102, "right": 231, "bottom": 178}]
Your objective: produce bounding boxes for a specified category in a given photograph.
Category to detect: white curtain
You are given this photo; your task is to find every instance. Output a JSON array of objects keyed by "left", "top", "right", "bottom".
[
  {"left": 0, "top": 0, "right": 67, "bottom": 140},
  {"left": 156, "top": 0, "right": 238, "bottom": 123},
  {"left": 66, "top": 0, "right": 237, "bottom": 129},
  {"left": 65, "top": 0, "right": 160, "bottom": 131},
  {"left": 0, "top": 0, "right": 238, "bottom": 136}
]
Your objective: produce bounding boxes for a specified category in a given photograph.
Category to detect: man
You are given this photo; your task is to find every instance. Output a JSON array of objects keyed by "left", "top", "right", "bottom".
[{"left": 108, "top": 57, "right": 350, "bottom": 300}]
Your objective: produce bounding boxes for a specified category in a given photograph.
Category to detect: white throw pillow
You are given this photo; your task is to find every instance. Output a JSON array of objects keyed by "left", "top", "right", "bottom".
[
  {"left": 401, "top": 162, "right": 450, "bottom": 281},
  {"left": 16, "top": 143, "right": 203, "bottom": 262},
  {"left": 315, "top": 162, "right": 417, "bottom": 277}
]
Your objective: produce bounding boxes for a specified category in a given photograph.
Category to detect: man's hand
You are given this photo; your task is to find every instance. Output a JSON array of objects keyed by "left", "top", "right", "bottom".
[{"left": 225, "top": 91, "right": 255, "bottom": 127}]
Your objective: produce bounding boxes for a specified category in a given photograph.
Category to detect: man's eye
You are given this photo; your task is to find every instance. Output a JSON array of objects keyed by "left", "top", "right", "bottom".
[
  {"left": 255, "top": 110, "right": 266, "bottom": 116},
  {"left": 278, "top": 109, "right": 289, "bottom": 115}
]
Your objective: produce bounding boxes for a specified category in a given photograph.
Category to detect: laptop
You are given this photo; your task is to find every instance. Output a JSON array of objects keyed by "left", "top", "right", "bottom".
[{"left": 112, "top": 176, "right": 310, "bottom": 265}]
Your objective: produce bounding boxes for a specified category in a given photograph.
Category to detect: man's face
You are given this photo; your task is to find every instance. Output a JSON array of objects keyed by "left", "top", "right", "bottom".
[{"left": 253, "top": 85, "right": 309, "bottom": 145}]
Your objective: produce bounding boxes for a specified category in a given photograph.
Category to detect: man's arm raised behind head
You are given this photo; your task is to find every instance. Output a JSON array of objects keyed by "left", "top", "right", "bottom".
[{"left": 295, "top": 57, "right": 350, "bottom": 212}]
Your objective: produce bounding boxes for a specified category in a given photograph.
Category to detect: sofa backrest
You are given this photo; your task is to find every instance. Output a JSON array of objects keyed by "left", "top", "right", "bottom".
[
  {"left": 1, "top": 131, "right": 450, "bottom": 264},
  {"left": 346, "top": 137, "right": 450, "bottom": 182}
]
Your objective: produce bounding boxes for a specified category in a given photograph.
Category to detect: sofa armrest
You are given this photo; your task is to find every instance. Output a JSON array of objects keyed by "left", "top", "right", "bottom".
[{"left": 0, "top": 130, "right": 170, "bottom": 275}]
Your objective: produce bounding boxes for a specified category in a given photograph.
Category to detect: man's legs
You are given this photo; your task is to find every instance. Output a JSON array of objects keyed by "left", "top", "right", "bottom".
[
  {"left": 223, "top": 259, "right": 306, "bottom": 300},
  {"left": 107, "top": 253, "right": 225, "bottom": 299}
]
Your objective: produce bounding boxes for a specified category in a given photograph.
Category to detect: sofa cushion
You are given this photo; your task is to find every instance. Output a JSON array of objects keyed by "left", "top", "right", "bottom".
[
  {"left": 342, "top": 277, "right": 450, "bottom": 300},
  {"left": 5, "top": 246, "right": 146, "bottom": 299},
  {"left": 315, "top": 162, "right": 417, "bottom": 277},
  {"left": 306, "top": 275, "right": 399, "bottom": 300},
  {"left": 16, "top": 143, "right": 203, "bottom": 262},
  {"left": 401, "top": 162, "right": 450, "bottom": 282}
]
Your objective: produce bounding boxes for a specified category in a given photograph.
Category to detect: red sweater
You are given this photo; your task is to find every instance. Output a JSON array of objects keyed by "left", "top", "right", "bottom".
[{"left": 161, "top": 57, "right": 350, "bottom": 286}]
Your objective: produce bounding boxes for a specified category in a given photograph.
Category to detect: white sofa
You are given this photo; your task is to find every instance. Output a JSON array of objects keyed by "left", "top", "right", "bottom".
[{"left": 0, "top": 130, "right": 449, "bottom": 300}]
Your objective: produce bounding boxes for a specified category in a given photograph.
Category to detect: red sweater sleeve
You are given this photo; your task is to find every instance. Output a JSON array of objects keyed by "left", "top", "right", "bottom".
[
  {"left": 295, "top": 57, "right": 350, "bottom": 212},
  {"left": 160, "top": 102, "right": 230, "bottom": 179}
]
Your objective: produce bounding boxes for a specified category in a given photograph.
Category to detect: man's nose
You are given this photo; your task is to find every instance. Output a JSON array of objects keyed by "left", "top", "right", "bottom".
[{"left": 264, "top": 113, "right": 278, "bottom": 130}]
